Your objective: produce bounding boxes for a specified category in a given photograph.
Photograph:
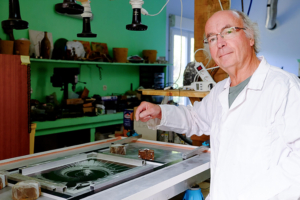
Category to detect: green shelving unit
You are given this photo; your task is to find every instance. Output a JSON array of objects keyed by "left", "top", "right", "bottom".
[{"left": 34, "top": 113, "right": 123, "bottom": 142}]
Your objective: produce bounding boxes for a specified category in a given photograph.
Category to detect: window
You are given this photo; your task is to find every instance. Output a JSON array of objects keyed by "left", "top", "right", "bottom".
[{"left": 169, "top": 17, "right": 194, "bottom": 105}]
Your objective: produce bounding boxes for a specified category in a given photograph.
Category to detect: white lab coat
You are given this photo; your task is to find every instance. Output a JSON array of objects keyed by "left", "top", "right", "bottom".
[{"left": 156, "top": 57, "right": 300, "bottom": 200}]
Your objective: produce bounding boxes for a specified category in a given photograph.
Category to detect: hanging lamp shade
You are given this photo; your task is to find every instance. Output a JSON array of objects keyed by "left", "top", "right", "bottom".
[
  {"left": 55, "top": 0, "right": 84, "bottom": 15},
  {"left": 77, "top": 17, "right": 97, "bottom": 37},
  {"left": 2, "top": 0, "right": 28, "bottom": 30},
  {"left": 126, "top": 8, "right": 147, "bottom": 31}
]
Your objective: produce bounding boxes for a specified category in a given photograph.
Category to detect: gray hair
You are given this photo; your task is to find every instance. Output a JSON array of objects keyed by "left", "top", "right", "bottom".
[
  {"left": 232, "top": 10, "right": 260, "bottom": 54},
  {"left": 203, "top": 10, "right": 260, "bottom": 55}
]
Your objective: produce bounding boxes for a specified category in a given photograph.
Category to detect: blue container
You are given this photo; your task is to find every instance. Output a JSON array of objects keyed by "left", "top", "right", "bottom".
[
  {"left": 183, "top": 188, "right": 204, "bottom": 200},
  {"left": 123, "top": 109, "right": 133, "bottom": 131}
]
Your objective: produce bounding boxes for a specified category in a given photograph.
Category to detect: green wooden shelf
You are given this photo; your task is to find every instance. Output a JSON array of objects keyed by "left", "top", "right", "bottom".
[
  {"left": 34, "top": 113, "right": 123, "bottom": 141},
  {"left": 30, "top": 58, "right": 172, "bottom": 66}
]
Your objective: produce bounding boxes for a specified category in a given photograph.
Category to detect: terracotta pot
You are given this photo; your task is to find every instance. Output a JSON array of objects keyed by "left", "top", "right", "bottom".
[
  {"left": 14, "top": 40, "right": 31, "bottom": 56},
  {"left": 0, "top": 40, "right": 14, "bottom": 55},
  {"left": 113, "top": 48, "right": 128, "bottom": 63},
  {"left": 142, "top": 50, "right": 157, "bottom": 63}
]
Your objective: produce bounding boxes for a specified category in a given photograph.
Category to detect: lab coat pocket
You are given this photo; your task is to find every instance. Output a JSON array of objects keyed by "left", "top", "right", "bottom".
[{"left": 236, "top": 125, "right": 271, "bottom": 177}]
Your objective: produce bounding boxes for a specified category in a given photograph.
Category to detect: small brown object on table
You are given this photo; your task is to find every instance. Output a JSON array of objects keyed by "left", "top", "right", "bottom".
[
  {"left": 12, "top": 180, "right": 41, "bottom": 200},
  {"left": 138, "top": 149, "right": 154, "bottom": 160},
  {"left": 110, "top": 144, "right": 126, "bottom": 155}
]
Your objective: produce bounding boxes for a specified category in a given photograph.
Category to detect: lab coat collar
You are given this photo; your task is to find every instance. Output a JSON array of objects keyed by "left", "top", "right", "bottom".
[
  {"left": 247, "top": 56, "right": 269, "bottom": 90},
  {"left": 222, "top": 56, "right": 269, "bottom": 91}
]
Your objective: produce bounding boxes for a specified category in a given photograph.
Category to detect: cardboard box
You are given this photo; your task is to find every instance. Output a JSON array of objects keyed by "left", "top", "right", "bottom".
[
  {"left": 83, "top": 102, "right": 93, "bottom": 107},
  {"left": 83, "top": 107, "right": 94, "bottom": 113},
  {"left": 65, "top": 98, "right": 84, "bottom": 105},
  {"left": 133, "top": 107, "right": 157, "bottom": 141}
]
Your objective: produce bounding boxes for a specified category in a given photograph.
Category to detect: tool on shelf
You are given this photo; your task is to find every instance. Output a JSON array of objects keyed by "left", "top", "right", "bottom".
[{"left": 50, "top": 68, "right": 82, "bottom": 100}]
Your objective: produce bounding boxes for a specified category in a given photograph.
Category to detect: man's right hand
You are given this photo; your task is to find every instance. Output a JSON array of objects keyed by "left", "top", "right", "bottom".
[{"left": 135, "top": 101, "right": 162, "bottom": 122}]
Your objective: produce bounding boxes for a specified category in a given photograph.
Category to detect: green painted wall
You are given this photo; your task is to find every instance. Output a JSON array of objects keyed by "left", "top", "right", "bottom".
[{"left": 0, "top": 0, "right": 166, "bottom": 102}]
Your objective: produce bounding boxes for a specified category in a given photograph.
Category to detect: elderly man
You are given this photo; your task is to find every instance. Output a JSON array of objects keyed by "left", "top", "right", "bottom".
[{"left": 135, "top": 10, "right": 300, "bottom": 200}]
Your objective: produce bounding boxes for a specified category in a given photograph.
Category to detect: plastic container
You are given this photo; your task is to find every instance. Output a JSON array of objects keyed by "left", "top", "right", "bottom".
[
  {"left": 183, "top": 187, "right": 204, "bottom": 200},
  {"left": 123, "top": 109, "right": 134, "bottom": 131},
  {"left": 96, "top": 104, "right": 105, "bottom": 115}
]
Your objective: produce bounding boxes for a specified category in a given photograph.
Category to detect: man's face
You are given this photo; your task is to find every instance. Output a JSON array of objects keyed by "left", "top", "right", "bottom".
[{"left": 205, "top": 11, "right": 254, "bottom": 71}]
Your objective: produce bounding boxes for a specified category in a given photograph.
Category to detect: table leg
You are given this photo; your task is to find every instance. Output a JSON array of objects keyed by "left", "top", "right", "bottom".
[{"left": 90, "top": 128, "right": 96, "bottom": 142}]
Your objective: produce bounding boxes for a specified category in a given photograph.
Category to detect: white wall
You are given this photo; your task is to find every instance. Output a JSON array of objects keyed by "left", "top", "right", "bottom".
[{"left": 231, "top": 0, "right": 300, "bottom": 75}]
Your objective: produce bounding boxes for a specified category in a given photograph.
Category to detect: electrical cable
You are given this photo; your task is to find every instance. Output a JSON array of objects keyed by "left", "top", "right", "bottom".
[
  {"left": 218, "top": 0, "right": 224, "bottom": 10},
  {"left": 96, "top": 64, "right": 103, "bottom": 80},
  {"left": 165, "top": 82, "right": 178, "bottom": 88},
  {"left": 146, "top": 0, "right": 170, "bottom": 16},
  {"left": 247, "top": 0, "right": 253, "bottom": 16},
  {"left": 194, "top": 48, "right": 211, "bottom": 67},
  {"left": 173, "top": 0, "right": 183, "bottom": 87},
  {"left": 241, "top": 0, "right": 244, "bottom": 12}
]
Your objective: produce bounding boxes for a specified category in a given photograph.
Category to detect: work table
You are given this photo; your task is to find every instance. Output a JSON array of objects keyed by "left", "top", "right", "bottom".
[{"left": 0, "top": 137, "right": 210, "bottom": 200}]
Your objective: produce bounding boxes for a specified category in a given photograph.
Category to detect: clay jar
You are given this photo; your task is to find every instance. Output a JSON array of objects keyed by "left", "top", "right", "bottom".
[
  {"left": 0, "top": 40, "right": 14, "bottom": 55},
  {"left": 113, "top": 48, "right": 128, "bottom": 63},
  {"left": 142, "top": 50, "right": 157, "bottom": 63},
  {"left": 14, "top": 40, "right": 31, "bottom": 56}
]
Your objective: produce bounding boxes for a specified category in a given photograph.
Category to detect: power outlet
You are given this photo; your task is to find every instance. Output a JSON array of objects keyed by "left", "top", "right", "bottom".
[{"left": 103, "top": 85, "right": 107, "bottom": 91}]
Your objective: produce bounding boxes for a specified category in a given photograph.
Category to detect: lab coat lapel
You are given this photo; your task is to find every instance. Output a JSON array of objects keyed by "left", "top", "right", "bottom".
[
  {"left": 227, "top": 56, "right": 270, "bottom": 110},
  {"left": 215, "top": 80, "right": 232, "bottom": 168}
]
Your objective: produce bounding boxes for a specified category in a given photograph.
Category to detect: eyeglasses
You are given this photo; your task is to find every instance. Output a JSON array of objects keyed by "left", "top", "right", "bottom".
[{"left": 203, "top": 27, "right": 246, "bottom": 45}]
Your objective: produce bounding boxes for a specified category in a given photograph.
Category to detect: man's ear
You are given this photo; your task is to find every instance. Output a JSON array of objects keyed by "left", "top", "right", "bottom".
[{"left": 250, "top": 38, "right": 255, "bottom": 47}]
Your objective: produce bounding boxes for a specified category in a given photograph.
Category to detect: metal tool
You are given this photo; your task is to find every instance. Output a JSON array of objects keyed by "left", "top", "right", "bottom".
[
  {"left": 111, "top": 134, "right": 142, "bottom": 145},
  {"left": 50, "top": 68, "right": 80, "bottom": 100},
  {"left": 182, "top": 146, "right": 209, "bottom": 160}
]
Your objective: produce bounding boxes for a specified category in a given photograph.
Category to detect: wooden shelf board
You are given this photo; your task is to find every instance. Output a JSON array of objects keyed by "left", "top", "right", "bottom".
[
  {"left": 30, "top": 58, "right": 172, "bottom": 66},
  {"left": 140, "top": 89, "right": 209, "bottom": 98}
]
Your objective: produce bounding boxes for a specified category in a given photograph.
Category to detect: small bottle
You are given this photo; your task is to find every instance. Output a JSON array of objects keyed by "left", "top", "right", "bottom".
[{"left": 40, "top": 31, "right": 51, "bottom": 59}]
